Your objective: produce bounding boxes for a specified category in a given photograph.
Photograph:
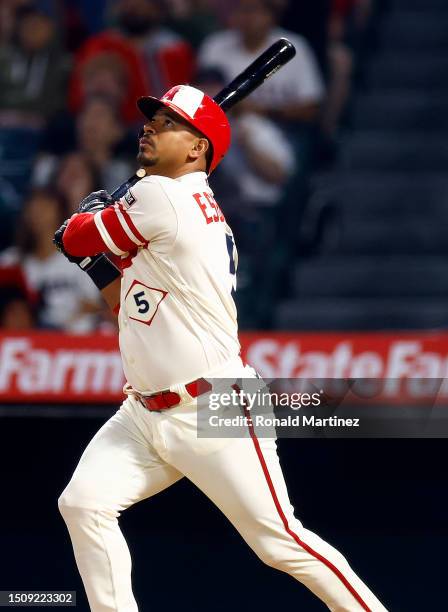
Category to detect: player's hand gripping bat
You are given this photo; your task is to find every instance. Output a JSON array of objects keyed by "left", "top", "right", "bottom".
[{"left": 111, "top": 38, "right": 296, "bottom": 199}]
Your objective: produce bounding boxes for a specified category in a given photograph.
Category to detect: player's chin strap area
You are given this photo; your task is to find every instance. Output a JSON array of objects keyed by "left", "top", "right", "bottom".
[{"left": 123, "top": 379, "right": 212, "bottom": 412}]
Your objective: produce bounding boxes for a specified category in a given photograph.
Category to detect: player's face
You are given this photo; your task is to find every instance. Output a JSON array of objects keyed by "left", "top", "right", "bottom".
[{"left": 137, "top": 109, "right": 208, "bottom": 177}]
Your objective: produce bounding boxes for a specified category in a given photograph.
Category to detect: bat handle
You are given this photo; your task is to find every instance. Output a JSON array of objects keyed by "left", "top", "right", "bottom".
[
  {"left": 111, "top": 169, "right": 146, "bottom": 200},
  {"left": 111, "top": 180, "right": 133, "bottom": 200}
]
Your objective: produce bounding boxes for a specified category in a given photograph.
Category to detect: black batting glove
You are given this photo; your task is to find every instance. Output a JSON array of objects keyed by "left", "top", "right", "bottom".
[
  {"left": 78, "top": 190, "right": 113, "bottom": 214},
  {"left": 53, "top": 219, "right": 84, "bottom": 264},
  {"left": 53, "top": 218, "right": 100, "bottom": 266}
]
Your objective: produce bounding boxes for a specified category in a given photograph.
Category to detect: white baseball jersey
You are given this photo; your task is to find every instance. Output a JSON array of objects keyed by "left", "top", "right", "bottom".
[{"left": 93, "top": 171, "right": 240, "bottom": 393}]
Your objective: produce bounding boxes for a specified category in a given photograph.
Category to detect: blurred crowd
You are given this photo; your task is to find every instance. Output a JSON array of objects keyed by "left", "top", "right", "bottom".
[{"left": 0, "top": 0, "right": 377, "bottom": 332}]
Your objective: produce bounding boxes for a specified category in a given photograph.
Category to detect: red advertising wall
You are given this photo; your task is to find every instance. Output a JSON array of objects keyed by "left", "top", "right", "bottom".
[{"left": 1, "top": 331, "right": 448, "bottom": 404}]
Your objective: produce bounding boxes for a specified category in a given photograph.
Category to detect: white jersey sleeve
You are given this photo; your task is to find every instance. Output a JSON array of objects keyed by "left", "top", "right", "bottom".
[{"left": 93, "top": 177, "right": 178, "bottom": 256}]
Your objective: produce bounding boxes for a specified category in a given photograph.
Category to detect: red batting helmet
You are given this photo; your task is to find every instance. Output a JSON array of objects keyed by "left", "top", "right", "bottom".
[{"left": 137, "top": 85, "right": 231, "bottom": 173}]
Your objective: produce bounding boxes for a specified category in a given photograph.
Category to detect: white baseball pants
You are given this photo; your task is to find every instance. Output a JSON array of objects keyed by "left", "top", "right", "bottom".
[{"left": 58, "top": 362, "right": 387, "bottom": 612}]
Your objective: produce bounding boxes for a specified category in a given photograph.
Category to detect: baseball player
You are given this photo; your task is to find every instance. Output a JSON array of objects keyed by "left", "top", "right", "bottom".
[{"left": 55, "top": 85, "right": 387, "bottom": 612}]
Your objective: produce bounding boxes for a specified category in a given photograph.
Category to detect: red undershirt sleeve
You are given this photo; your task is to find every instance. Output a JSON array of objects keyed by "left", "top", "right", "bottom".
[
  {"left": 63, "top": 204, "right": 148, "bottom": 257},
  {"left": 63, "top": 178, "right": 176, "bottom": 257},
  {"left": 63, "top": 213, "right": 109, "bottom": 257}
]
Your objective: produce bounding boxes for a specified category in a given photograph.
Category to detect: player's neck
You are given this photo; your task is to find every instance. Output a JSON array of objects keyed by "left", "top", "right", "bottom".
[
  {"left": 145, "top": 162, "right": 207, "bottom": 180},
  {"left": 171, "top": 167, "right": 206, "bottom": 179}
]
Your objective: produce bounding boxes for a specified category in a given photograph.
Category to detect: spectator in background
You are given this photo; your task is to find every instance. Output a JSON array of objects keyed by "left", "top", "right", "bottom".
[
  {"left": 69, "top": 0, "right": 195, "bottom": 125},
  {"left": 0, "top": 188, "right": 100, "bottom": 332},
  {"left": 0, "top": 264, "right": 36, "bottom": 328},
  {"left": 54, "top": 152, "right": 100, "bottom": 214},
  {"left": 1, "top": 0, "right": 18, "bottom": 44},
  {"left": 164, "top": 0, "right": 220, "bottom": 49},
  {"left": 64, "top": 0, "right": 110, "bottom": 45},
  {"left": 34, "top": 96, "right": 134, "bottom": 195},
  {"left": 0, "top": 4, "right": 69, "bottom": 127},
  {"left": 277, "top": 0, "right": 331, "bottom": 73},
  {"left": 206, "top": 0, "right": 241, "bottom": 27},
  {"left": 80, "top": 52, "right": 131, "bottom": 120},
  {"left": 71, "top": 49, "right": 136, "bottom": 126},
  {"left": 0, "top": 288, "right": 35, "bottom": 329},
  {"left": 198, "top": 0, "right": 325, "bottom": 129},
  {"left": 33, "top": 50, "right": 137, "bottom": 189},
  {"left": 321, "top": 0, "right": 358, "bottom": 139},
  {"left": 75, "top": 96, "right": 133, "bottom": 191},
  {"left": 226, "top": 104, "right": 296, "bottom": 207}
]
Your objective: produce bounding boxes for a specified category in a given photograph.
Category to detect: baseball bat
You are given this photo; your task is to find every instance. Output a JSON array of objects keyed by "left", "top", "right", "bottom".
[{"left": 111, "top": 38, "right": 296, "bottom": 199}]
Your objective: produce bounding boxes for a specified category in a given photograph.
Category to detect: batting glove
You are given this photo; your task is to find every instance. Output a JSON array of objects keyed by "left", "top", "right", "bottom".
[
  {"left": 78, "top": 190, "right": 113, "bottom": 214},
  {"left": 53, "top": 219, "right": 82, "bottom": 263}
]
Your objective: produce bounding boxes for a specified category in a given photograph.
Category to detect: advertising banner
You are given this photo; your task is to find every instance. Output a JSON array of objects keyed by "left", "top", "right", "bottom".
[{"left": 1, "top": 331, "right": 448, "bottom": 404}]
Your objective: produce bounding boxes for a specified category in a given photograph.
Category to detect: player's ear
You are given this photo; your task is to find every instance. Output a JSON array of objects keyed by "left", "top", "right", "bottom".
[{"left": 189, "top": 138, "right": 209, "bottom": 162}]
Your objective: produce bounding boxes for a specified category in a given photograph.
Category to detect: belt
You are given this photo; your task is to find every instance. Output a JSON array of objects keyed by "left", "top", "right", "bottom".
[{"left": 138, "top": 378, "right": 212, "bottom": 412}]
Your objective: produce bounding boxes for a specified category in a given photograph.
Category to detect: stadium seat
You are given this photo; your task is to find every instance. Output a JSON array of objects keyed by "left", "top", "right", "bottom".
[
  {"left": 351, "top": 93, "right": 448, "bottom": 131},
  {"left": 292, "top": 257, "right": 448, "bottom": 298},
  {"left": 310, "top": 172, "right": 448, "bottom": 218},
  {"left": 300, "top": 172, "right": 448, "bottom": 256},
  {"left": 393, "top": 0, "right": 448, "bottom": 11},
  {"left": 368, "top": 57, "right": 448, "bottom": 90},
  {"left": 380, "top": 13, "right": 448, "bottom": 51},
  {"left": 339, "top": 132, "right": 448, "bottom": 172},
  {"left": 333, "top": 220, "right": 448, "bottom": 255},
  {"left": 278, "top": 0, "right": 448, "bottom": 333},
  {"left": 274, "top": 298, "right": 448, "bottom": 331}
]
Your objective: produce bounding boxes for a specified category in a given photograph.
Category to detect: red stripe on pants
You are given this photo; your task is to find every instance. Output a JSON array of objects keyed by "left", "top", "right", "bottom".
[{"left": 243, "top": 406, "right": 371, "bottom": 611}]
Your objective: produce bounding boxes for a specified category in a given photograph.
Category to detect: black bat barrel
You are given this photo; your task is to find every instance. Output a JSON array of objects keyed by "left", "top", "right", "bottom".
[
  {"left": 111, "top": 38, "right": 296, "bottom": 198},
  {"left": 214, "top": 38, "right": 296, "bottom": 112}
]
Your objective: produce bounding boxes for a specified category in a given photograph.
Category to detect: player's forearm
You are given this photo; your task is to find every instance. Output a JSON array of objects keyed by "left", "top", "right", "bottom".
[
  {"left": 64, "top": 204, "right": 146, "bottom": 258},
  {"left": 101, "top": 277, "right": 121, "bottom": 313},
  {"left": 63, "top": 213, "right": 109, "bottom": 257},
  {"left": 68, "top": 252, "right": 122, "bottom": 314}
]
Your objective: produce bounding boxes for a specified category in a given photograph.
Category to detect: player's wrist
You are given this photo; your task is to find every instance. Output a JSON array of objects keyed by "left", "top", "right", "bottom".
[{"left": 78, "top": 254, "right": 121, "bottom": 290}]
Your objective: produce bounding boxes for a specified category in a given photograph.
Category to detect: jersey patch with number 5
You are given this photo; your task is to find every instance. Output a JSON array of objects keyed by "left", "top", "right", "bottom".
[{"left": 124, "top": 280, "right": 167, "bottom": 325}]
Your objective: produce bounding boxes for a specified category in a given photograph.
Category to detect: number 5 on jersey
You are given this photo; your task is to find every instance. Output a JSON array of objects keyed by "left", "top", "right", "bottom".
[{"left": 124, "top": 280, "right": 167, "bottom": 325}]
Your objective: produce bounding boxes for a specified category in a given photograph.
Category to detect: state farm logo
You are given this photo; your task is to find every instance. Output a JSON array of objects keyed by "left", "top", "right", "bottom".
[
  {"left": 0, "top": 337, "right": 124, "bottom": 397},
  {"left": 245, "top": 339, "right": 448, "bottom": 397}
]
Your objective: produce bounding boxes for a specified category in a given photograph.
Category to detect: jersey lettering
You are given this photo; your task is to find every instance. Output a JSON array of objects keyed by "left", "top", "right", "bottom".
[
  {"left": 204, "top": 192, "right": 220, "bottom": 222},
  {"left": 193, "top": 192, "right": 225, "bottom": 224},
  {"left": 193, "top": 193, "right": 213, "bottom": 224}
]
